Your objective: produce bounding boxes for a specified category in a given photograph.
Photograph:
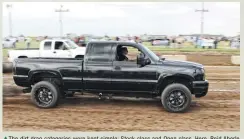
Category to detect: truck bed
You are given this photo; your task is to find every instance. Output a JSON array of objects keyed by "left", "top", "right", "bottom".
[{"left": 13, "top": 57, "right": 84, "bottom": 88}]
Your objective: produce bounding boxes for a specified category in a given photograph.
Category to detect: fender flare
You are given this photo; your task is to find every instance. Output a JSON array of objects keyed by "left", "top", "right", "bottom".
[
  {"left": 28, "top": 70, "right": 63, "bottom": 83},
  {"left": 156, "top": 73, "right": 194, "bottom": 92}
]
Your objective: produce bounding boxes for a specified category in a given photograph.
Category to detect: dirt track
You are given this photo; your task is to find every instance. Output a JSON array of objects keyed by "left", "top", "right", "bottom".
[{"left": 3, "top": 66, "right": 240, "bottom": 131}]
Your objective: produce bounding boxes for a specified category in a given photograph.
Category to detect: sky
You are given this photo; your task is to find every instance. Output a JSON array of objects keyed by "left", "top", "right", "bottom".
[{"left": 2, "top": 2, "right": 240, "bottom": 37}]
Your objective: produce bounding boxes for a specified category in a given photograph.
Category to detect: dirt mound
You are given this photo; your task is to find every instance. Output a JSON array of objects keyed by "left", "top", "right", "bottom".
[{"left": 187, "top": 55, "right": 232, "bottom": 66}]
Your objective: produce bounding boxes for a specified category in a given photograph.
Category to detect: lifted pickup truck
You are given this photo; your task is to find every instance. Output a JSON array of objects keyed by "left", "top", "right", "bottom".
[
  {"left": 8, "top": 39, "right": 86, "bottom": 62},
  {"left": 13, "top": 41, "right": 209, "bottom": 113}
]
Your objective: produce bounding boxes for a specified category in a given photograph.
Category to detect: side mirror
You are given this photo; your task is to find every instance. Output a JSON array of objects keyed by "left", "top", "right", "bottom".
[{"left": 137, "top": 53, "right": 151, "bottom": 67}]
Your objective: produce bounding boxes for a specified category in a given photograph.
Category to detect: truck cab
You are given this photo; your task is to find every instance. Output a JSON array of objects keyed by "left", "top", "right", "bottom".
[{"left": 39, "top": 39, "right": 85, "bottom": 58}]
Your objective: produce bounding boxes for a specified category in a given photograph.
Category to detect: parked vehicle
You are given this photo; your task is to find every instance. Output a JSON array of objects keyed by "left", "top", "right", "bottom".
[
  {"left": 197, "top": 39, "right": 215, "bottom": 49},
  {"left": 2, "top": 38, "right": 17, "bottom": 48},
  {"left": 230, "top": 38, "right": 240, "bottom": 49},
  {"left": 151, "top": 39, "right": 170, "bottom": 46},
  {"left": 7, "top": 39, "right": 86, "bottom": 62},
  {"left": 13, "top": 41, "right": 209, "bottom": 113}
]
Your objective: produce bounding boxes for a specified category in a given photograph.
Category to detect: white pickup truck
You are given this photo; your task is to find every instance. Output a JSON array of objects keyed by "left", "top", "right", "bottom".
[{"left": 7, "top": 39, "right": 86, "bottom": 62}]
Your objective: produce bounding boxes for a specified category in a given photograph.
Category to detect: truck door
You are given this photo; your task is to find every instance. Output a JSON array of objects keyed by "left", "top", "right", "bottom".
[
  {"left": 111, "top": 44, "right": 157, "bottom": 93},
  {"left": 39, "top": 41, "right": 56, "bottom": 57},
  {"left": 54, "top": 41, "right": 72, "bottom": 58},
  {"left": 83, "top": 43, "right": 114, "bottom": 91}
]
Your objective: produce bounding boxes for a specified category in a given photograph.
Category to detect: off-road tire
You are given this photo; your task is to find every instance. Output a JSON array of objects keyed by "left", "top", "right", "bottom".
[
  {"left": 31, "top": 81, "right": 60, "bottom": 108},
  {"left": 161, "top": 83, "right": 192, "bottom": 113}
]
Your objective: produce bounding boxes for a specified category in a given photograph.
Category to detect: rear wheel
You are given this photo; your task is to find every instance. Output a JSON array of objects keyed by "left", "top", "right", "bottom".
[
  {"left": 31, "top": 81, "right": 60, "bottom": 108},
  {"left": 161, "top": 83, "right": 192, "bottom": 113}
]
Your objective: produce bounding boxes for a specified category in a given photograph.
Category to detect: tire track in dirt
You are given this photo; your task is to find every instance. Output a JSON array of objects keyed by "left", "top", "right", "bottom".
[{"left": 3, "top": 98, "right": 239, "bottom": 131}]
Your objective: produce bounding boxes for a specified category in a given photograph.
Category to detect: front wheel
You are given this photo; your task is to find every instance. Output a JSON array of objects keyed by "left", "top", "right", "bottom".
[
  {"left": 161, "top": 83, "right": 192, "bottom": 113},
  {"left": 31, "top": 81, "right": 60, "bottom": 108}
]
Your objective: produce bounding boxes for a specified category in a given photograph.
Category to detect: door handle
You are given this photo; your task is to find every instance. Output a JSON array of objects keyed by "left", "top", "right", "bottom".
[
  {"left": 53, "top": 51, "right": 56, "bottom": 53},
  {"left": 114, "top": 66, "right": 121, "bottom": 70}
]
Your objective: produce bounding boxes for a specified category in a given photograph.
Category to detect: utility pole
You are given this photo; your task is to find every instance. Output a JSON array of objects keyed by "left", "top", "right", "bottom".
[
  {"left": 55, "top": 5, "right": 69, "bottom": 37},
  {"left": 6, "top": 4, "right": 13, "bottom": 37},
  {"left": 195, "top": 2, "right": 209, "bottom": 36}
]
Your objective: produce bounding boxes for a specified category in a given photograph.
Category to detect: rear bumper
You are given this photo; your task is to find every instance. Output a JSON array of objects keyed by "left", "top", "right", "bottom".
[{"left": 192, "top": 80, "right": 209, "bottom": 98}]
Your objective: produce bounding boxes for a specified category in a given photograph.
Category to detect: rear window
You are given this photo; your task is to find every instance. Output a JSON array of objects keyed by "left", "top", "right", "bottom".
[
  {"left": 87, "top": 43, "right": 113, "bottom": 62},
  {"left": 44, "top": 41, "right": 52, "bottom": 50}
]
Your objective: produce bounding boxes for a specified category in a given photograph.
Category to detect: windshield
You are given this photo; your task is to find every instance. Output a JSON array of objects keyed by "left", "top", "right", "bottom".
[
  {"left": 140, "top": 44, "right": 160, "bottom": 61},
  {"left": 65, "top": 40, "right": 79, "bottom": 49}
]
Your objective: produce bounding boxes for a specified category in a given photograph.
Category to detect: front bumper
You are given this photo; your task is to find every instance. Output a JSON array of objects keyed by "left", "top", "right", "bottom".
[{"left": 192, "top": 80, "right": 209, "bottom": 98}]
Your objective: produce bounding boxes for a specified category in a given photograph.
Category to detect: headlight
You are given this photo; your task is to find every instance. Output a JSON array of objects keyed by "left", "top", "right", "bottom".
[
  {"left": 195, "top": 68, "right": 204, "bottom": 74},
  {"left": 194, "top": 68, "right": 205, "bottom": 81}
]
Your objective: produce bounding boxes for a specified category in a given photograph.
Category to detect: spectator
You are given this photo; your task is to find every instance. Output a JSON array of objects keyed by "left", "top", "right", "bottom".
[
  {"left": 135, "top": 36, "right": 142, "bottom": 44},
  {"left": 79, "top": 36, "right": 86, "bottom": 47},
  {"left": 214, "top": 38, "right": 218, "bottom": 49},
  {"left": 166, "top": 37, "right": 170, "bottom": 47},
  {"left": 171, "top": 37, "right": 176, "bottom": 48},
  {"left": 25, "top": 37, "right": 32, "bottom": 49},
  {"left": 77, "top": 37, "right": 81, "bottom": 46},
  {"left": 116, "top": 36, "right": 120, "bottom": 41}
]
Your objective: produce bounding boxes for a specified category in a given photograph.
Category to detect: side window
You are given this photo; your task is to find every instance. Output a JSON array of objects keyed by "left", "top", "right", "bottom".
[
  {"left": 43, "top": 41, "right": 52, "bottom": 50},
  {"left": 116, "top": 45, "right": 142, "bottom": 62},
  {"left": 88, "top": 43, "right": 112, "bottom": 62},
  {"left": 55, "top": 41, "right": 66, "bottom": 50}
]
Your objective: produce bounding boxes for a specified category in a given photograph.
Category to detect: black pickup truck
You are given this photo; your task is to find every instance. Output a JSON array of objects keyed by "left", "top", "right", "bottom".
[{"left": 13, "top": 41, "right": 209, "bottom": 113}]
